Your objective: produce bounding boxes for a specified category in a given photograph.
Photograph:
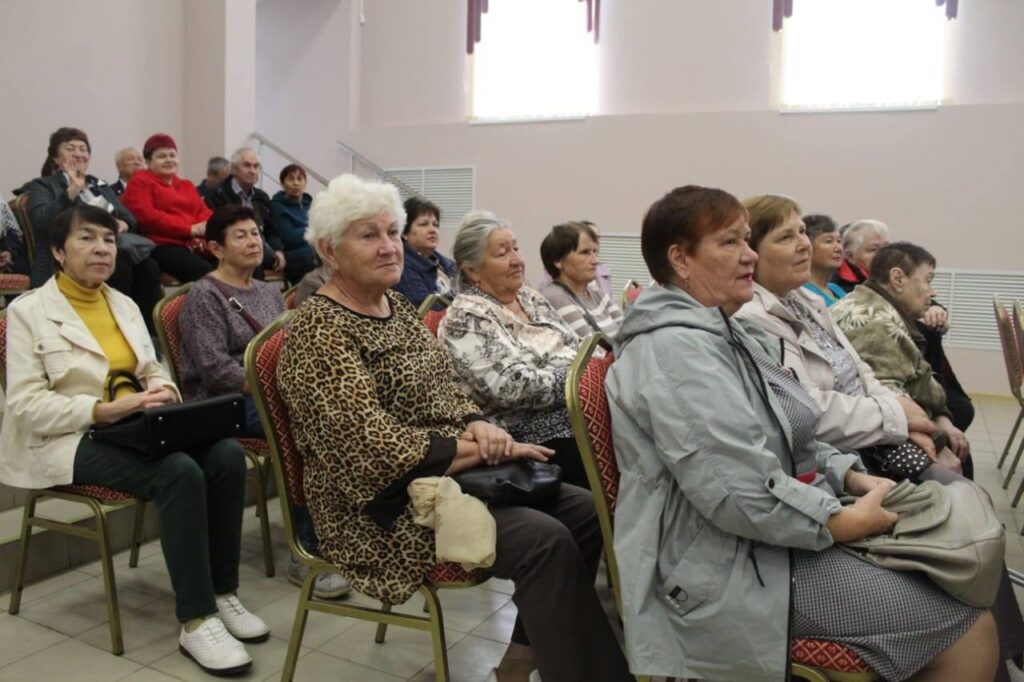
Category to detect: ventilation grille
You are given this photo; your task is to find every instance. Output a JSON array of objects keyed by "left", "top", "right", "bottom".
[
  {"left": 601, "top": 233, "right": 1024, "bottom": 351},
  {"left": 381, "top": 167, "right": 475, "bottom": 230}
]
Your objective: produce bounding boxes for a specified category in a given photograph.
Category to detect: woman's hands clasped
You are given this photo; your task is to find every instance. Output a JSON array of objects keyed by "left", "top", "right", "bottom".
[
  {"left": 828, "top": 470, "right": 898, "bottom": 543},
  {"left": 461, "top": 420, "right": 554, "bottom": 465},
  {"left": 92, "top": 386, "right": 178, "bottom": 425}
]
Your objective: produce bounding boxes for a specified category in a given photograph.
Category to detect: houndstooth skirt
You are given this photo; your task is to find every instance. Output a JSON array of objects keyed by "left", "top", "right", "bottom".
[{"left": 792, "top": 546, "right": 983, "bottom": 681}]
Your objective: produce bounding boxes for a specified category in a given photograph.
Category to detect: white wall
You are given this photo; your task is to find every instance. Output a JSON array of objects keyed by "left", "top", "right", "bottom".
[
  {"left": 0, "top": 0, "right": 187, "bottom": 195},
  {"left": 321, "top": 0, "right": 1023, "bottom": 395}
]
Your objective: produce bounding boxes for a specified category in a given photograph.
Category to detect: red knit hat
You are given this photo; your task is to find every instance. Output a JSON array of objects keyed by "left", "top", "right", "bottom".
[{"left": 143, "top": 133, "right": 177, "bottom": 160}]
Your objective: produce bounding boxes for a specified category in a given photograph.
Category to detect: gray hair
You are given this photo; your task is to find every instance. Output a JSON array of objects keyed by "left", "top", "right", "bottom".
[
  {"left": 113, "top": 147, "right": 139, "bottom": 165},
  {"left": 207, "top": 156, "right": 229, "bottom": 175},
  {"left": 229, "top": 147, "right": 258, "bottom": 168},
  {"left": 842, "top": 219, "right": 890, "bottom": 255},
  {"left": 306, "top": 174, "right": 405, "bottom": 259},
  {"left": 452, "top": 210, "right": 510, "bottom": 289}
]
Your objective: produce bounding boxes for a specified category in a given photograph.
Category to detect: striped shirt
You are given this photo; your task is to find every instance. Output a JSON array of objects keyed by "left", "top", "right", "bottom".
[{"left": 540, "top": 281, "right": 623, "bottom": 341}]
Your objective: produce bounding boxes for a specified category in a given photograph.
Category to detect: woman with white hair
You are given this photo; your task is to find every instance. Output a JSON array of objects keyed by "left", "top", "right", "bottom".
[
  {"left": 832, "top": 218, "right": 890, "bottom": 294},
  {"left": 439, "top": 213, "right": 590, "bottom": 489},
  {"left": 277, "top": 175, "right": 632, "bottom": 682}
]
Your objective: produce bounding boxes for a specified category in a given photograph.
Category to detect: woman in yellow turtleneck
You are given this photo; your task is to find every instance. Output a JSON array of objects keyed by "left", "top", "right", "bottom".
[{"left": 0, "top": 205, "right": 267, "bottom": 676}]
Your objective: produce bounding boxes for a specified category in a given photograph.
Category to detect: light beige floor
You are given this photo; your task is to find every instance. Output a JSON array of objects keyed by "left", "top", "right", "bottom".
[{"left": 0, "top": 395, "right": 1021, "bottom": 681}]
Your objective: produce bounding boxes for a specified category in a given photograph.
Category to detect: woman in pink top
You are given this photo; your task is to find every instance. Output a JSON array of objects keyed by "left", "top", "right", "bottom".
[{"left": 121, "top": 133, "right": 213, "bottom": 282}]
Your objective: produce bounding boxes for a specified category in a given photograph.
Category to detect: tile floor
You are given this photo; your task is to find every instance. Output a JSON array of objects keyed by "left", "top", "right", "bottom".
[{"left": 0, "top": 395, "right": 1021, "bottom": 681}]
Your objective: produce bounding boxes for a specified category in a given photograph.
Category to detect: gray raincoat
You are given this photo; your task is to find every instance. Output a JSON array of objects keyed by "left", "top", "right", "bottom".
[{"left": 606, "top": 284, "right": 862, "bottom": 681}]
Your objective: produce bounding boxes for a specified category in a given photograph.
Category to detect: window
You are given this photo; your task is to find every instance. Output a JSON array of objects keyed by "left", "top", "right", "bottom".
[
  {"left": 779, "top": 0, "right": 947, "bottom": 111},
  {"left": 469, "top": 0, "right": 597, "bottom": 122}
]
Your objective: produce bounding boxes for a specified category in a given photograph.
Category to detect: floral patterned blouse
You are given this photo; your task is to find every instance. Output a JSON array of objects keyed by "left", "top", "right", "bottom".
[{"left": 439, "top": 285, "right": 580, "bottom": 444}]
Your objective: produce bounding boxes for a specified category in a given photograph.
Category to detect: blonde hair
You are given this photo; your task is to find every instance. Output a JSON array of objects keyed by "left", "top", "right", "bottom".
[{"left": 306, "top": 174, "right": 406, "bottom": 258}]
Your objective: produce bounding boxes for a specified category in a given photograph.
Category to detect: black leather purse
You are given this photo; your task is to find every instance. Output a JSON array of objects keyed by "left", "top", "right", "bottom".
[
  {"left": 88, "top": 371, "right": 245, "bottom": 460},
  {"left": 453, "top": 460, "right": 562, "bottom": 507}
]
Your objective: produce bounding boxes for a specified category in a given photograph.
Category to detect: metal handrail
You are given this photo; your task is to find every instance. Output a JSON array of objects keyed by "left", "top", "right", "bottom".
[
  {"left": 249, "top": 133, "right": 329, "bottom": 186},
  {"left": 335, "top": 140, "right": 423, "bottom": 199}
]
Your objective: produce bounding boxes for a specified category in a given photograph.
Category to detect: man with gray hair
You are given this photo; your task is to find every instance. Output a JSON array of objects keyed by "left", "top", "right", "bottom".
[
  {"left": 205, "top": 147, "right": 285, "bottom": 273},
  {"left": 110, "top": 147, "right": 144, "bottom": 195},
  {"left": 196, "top": 156, "right": 230, "bottom": 201}
]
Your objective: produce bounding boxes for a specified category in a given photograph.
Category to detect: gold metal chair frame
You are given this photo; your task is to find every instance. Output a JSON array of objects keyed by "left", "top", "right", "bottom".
[
  {"left": 1, "top": 310, "right": 146, "bottom": 656},
  {"left": 564, "top": 334, "right": 868, "bottom": 682},
  {"left": 244, "top": 312, "right": 484, "bottom": 682},
  {"left": 152, "top": 283, "right": 275, "bottom": 576},
  {"left": 416, "top": 293, "right": 452, "bottom": 317}
]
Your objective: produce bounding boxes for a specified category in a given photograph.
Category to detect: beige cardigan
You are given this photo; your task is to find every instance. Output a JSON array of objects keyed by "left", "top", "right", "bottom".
[
  {"left": 735, "top": 284, "right": 907, "bottom": 450},
  {"left": 0, "top": 278, "right": 178, "bottom": 488}
]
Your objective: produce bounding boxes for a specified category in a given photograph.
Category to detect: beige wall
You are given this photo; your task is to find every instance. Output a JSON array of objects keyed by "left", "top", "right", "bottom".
[{"left": 0, "top": 0, "right": 187, "bottom": 195}]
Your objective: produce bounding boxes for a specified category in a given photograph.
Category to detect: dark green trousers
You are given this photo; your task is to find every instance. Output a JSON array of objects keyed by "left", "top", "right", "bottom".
[{"left": 72, "top": 436, "right": 246, "bottom": 622}]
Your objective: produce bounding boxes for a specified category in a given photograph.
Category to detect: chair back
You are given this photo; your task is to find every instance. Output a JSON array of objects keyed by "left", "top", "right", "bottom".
[
  {"left": 0, "top": 310, "right": 7, "bottom": 393},
  {"left": 621, "top": 279, "right": 644, "bottom": 309},
  {"left": 565, "top": 333, "right": 623, "bottom": 612},
  {"left": 244, "top": 311, "right": 309, "bottom": 557},
  {"left": 418, "top": 294, "right": 451, "bottom": 338},
  {"left": 283, "top": 285, "right": 299, "bottom": 310},
  {"left": 8, "top": 196, "right": 35, "bottom": 268},
  {"left": 994, "top": 296, "right": 1022, "bottom": 400},
  {"left": 1014, "top": 300, "right": 1024, "bottom": 390},
  {"left": 152, "top": 283, "right": 193, "bottom": 385}
]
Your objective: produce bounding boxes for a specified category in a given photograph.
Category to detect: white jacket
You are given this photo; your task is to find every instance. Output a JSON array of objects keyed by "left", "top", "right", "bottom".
[
  {"left": 0, "top": 278, "right": 177, "bottom": 488},
  {"left": 735, "top": 284, "right": 907, "bottom": 450}
]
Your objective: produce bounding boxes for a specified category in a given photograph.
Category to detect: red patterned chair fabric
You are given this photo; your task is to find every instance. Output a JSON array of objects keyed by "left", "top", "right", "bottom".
[
  {"left": 158, "top": 293, "right": 188, "bottom": 379},
  {"left": 624, "top": 285, "right": 644, "bottom": 304},
  {"left": 0, "top": 316, "right": 7, "bottom": 390},
  {"left": 0, "top": 273, "right": 29, "bottom": 292},
  {"left": 1012, "top": 301, "right": 1024, "bottom": 389},
  {"left": 284, "top": 289, "right": 298, "bottom": 310},
  {"left": 52, "top": 484, "right": 138, "bottom": 503},
  {"left": 253, "top": 326, "right": 480, "bottom": 583},
  {"left": 235, "top": 437, "right": 270, "bottom": 455},
  {"left": 791, "top": 638, "right": 873, "bottom": 675},
  {"left": 422, "top": 308, "right": 447, "bottom": 338},
  {"left": 578, "top": 350, "right": 620, "bottom": 513}
]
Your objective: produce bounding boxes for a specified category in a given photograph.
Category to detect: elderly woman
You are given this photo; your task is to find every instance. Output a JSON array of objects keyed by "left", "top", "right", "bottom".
[
  {"left": 832, "top": 218, "right": 889, "bottom": 294},
  {"left": 801, "top": 213, "right": 847, "bottom": 306},
  {"left": 439, "top": 213, "right": 588, "bottom": 488},
  {"left": 734, "top": 196, "right": 962, "bottom": 480},
  {"left": 0, "top": 204, "right": 267, "bottom": 676},
  {"left": 0, "top": 199, "right": 27, "bottom": 276},
  {"left": 393, "top": 197, "right": 456, "bottom": 308},
  {"left": 607, "top": 185, "right": 997, "bottom": 682},
  {"left": 121, "top": 133, "right": 214, "bottom": 283},
  {"left": 20, "top": 127, "right": 162, "bottom": 333},
  {"left": 270, "top": 163, "right": 316, "bottom": 285},
  {"left": 178, "top": 205, "right": 348, "bottom": 601},
  {"left": 277, "top": 175, "right": 630, "bottom": 682},
  {"left": 832, "top": 242, "right": 972, "bottom": 461},
  {"left": 539, "top": 221, "right": 623, "bottom": 340}
]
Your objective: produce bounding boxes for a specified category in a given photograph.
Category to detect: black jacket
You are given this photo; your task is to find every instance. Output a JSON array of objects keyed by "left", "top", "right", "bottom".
[{"left": 204, "top": 178, "right": 284, "bottom": 252}]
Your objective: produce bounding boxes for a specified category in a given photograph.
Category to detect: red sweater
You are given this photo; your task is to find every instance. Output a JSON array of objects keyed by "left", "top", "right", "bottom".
[{"left": 121, "top": 169, "right": 212, "bottom": 247}]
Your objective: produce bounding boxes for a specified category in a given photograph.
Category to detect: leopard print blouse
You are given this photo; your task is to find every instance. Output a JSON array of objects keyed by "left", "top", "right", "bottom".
[{"left": 277, "top": 291, "right": 479, "bottom": 603}]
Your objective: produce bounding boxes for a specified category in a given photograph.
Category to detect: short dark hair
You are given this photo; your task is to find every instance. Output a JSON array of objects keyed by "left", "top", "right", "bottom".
[
  {"left": 540, "top": 221, "right": 598, "bottom": 278},
  {"left": 207, "top": 156, "right": 229, "bottom": 176},
  {"left": 402, "top": 197, "right": 440, "bottom": 235},
  {"left": 49, "top": 205, "right": 117, "bottom": 272},
  {"left": 803, "top": 214, "right": 838, "bottom": 242},
  {"left": 279, "top": 163, "right": 306, "bottom": 185},
  {"left": 868, "top": 241, "right": 936, "bottom": 284},
  {"left": 43, "top": 127, "right": 90, "bottom": 177},
  {"left": 641, "top": 185, "right": 745, "bottom": 285},
  {"left": 205, "top": 205, "right": 258, "bottom": 246},
  {"left": 743, "top": 195, "right": 802, "bottom": 253}
]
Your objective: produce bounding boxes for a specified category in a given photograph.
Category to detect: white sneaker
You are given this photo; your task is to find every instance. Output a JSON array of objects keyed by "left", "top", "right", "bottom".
[
  {"left": 179, "top": 617, "right": 252, "bottom": 676},
  {"left": 287, "top": 555, "right": 352, "bottom": 599},
  {"left": 215, "top": 593, "right": 270, "bottom": 643}
]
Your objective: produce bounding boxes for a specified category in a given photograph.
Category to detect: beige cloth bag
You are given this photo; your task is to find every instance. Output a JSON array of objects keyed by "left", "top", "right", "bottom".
[{"left": 409, "top": 476, "right": 496, "bottom": 570}]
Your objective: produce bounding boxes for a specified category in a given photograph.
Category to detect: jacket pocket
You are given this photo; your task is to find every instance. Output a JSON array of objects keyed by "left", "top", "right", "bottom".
[
  {"left": 657, "top": 523, "right": 727, "bottom": 617},
  {"left": 35, "top": 336, "right": 73, "bottom": 381}
]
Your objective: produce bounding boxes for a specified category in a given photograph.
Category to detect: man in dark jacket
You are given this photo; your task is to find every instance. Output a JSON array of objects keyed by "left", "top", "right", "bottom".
[{"left": 204, "top": 147, "right": 285, "bottom": 273}]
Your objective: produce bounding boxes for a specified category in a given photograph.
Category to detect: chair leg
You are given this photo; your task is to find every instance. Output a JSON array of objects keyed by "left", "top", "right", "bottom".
[
  {"left": 280, "top": 567, "right": 317, "bottom": 682},
  {"left": 91, "top": 497, "right": 125, "bottom": 655},
  {"left": 128, "top": 501, "right": 146, "bottom": 568},
  {"left": 998, "top": 408, "right": 1024, "bottom": 469},
  {"left": 1010, "top": 438, "right": 1024, "bottom": 507},
  {"left": 422, "top": 586, "right": 450, "bottom": 682},
  {"left": 9, "top": 491, "right": 41, "bottom": 614},
  {"left": 791, "top": 663, "right": 829, "bottom": 682},
  {"left": 374, "top": 601, "right": 392, "bottom": 643},
  {"left": 1003, "top": 429, "right": 1024, "bottom": 490},
  {"left": 246, "top": 451, "right": 275, "bottom": 577}
]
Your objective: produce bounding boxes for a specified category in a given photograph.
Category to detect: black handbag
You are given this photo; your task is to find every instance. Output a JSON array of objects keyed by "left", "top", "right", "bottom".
[
  {"left": 88, "top": 371, "right": 245, "bottom": 460},
  {"left": 453, "top": 460, "right": 562, "bottom": 507}
]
